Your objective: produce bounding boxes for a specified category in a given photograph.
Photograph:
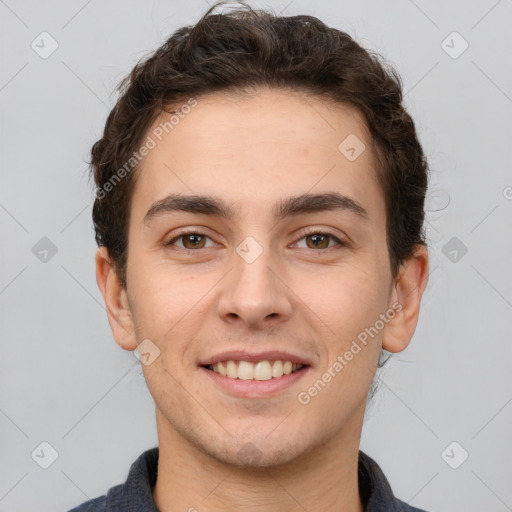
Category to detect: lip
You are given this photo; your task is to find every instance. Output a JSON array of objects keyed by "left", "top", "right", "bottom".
[
  {"left": 199, "top": 364, "right": 311, "bottom": 398},
  {"left": 198, "top": 350, "right": 313, "bottom": 367}
]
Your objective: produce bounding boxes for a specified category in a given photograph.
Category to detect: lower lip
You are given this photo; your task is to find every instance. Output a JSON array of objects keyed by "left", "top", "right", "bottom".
[{"left": 199, "top": 365, "right": 311, "bottom": 398}]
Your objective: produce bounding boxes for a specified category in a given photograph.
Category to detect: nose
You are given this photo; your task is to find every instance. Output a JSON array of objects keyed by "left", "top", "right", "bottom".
[{"left": 216, "top": 241, "right": 293, "bottom": 329}]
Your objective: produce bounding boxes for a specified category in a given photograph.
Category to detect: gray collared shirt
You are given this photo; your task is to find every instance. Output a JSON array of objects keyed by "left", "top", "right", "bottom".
[{"left": 67, "top": 447, "right": 429, "bottom": 511}]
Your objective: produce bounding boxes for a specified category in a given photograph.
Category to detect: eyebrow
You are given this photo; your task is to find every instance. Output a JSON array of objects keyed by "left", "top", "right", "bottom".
[{"left": 143, "top": 192, "right": 369, "bottom": 225}]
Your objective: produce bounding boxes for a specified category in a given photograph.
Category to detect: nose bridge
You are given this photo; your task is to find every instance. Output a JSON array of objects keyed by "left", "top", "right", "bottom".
[
  {"left": 236, "top": 235, "right": 274, "bottom": 293},
  {"left": 218, "top": 233, "right": 292, "bottom": 326}
]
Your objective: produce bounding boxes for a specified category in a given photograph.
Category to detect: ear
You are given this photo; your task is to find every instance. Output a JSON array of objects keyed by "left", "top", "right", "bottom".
[
  {"left": 382, "top": 244, "right": 429, "bottom": 353},
  {"left": 95, "top": 246, "right": 138, "bottom": 351}
]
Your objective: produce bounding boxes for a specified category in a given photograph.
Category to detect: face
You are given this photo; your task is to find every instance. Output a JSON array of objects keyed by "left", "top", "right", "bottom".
[{"left": 101, "top": 87, "right": 418, "bottom": 468}]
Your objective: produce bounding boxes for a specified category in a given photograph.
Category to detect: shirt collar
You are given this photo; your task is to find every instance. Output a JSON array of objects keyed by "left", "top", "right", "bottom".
[
  {"left": 106, "top": 447, "right": 159, "bottom": 512},
  {"left": 105, "top": 447, "right": 417, "bottom": 511}
]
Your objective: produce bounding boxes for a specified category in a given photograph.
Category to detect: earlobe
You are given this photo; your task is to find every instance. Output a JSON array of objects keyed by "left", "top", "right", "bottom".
[
  {"left": 95, "top": 247, "right": 138, "bottom": 351},
  {"left": 382, "top": 244, "right": 429, "bottom": 354}
]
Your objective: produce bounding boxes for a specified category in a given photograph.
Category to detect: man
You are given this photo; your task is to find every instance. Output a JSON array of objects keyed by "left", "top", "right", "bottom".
[{"left": 69, "top": 1, "right": 430, "bottom": 510}]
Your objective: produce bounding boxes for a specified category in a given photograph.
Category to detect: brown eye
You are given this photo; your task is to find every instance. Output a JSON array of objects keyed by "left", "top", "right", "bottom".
[
  {"left": 166, "top": 232, "right": 213, "bottom": 250},
  {"left": 296, "top": 231, "right": 345, "bottom": 250},
  {"left": 182, "top": 233, "right": 206, "bottom": 249},
  {"left": 305, "top": 233, "right": 330, "bottom": 249}
]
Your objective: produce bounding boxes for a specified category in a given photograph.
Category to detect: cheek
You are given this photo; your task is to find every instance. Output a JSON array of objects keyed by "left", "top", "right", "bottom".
[
  {"left": 130, "top": 259, "right": 188, "bottom": 318},
  {"left": 295, "top": 266, "right": 385, "bottom": 420},
  {"left": 127, "top": 270, "right": 182, "bottom": 347},
  {"left": 300, "top": 260, "right": 387, "bottom": 335},
  {"left": 129, "top": 266, "right": 211, "bottom": 366}
]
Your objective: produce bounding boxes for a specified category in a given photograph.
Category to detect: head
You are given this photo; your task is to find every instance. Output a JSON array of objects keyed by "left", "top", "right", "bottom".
[{"left": 94, "top": 1, "right": 429, "bottom": 467}]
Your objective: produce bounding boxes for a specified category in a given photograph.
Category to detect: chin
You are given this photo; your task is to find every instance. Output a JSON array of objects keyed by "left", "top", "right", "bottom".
[{"left": 204, "top": 434, "right": 313, "bottom": 469}]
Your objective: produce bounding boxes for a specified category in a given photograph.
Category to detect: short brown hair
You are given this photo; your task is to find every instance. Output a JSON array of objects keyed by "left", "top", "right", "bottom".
[{"left": 90, "top": 1, "right": 428, "bottom": 295}]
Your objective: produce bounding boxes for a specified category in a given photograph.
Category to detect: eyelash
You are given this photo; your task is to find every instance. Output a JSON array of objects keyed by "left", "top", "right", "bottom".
[{"left": 165, "top": 229, "right": 347, "bottom": 252}]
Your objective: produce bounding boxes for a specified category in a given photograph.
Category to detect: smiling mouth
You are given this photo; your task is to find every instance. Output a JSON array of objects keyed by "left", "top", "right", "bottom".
[{"left": 201, "top": 360, "right": 308, "bottom": 380}]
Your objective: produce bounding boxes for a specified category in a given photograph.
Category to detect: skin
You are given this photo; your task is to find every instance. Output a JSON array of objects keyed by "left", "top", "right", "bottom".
[{"left": 96, "top": 87, "right": 429, "bottom": 512}]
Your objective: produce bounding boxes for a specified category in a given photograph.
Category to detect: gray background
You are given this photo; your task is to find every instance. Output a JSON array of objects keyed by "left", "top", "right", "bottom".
[{"left": 1, "top": 0, "right": 511, "bottom": 511}]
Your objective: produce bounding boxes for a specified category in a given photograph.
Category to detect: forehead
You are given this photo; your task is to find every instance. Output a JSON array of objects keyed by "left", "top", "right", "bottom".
[{"left": 131, "top": 87, "right": 385, "bottom": 225}]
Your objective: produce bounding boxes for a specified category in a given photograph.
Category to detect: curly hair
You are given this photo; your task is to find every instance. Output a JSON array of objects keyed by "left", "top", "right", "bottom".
[{"left": 89, "top": 0, "right": 429, "bottom": 315}]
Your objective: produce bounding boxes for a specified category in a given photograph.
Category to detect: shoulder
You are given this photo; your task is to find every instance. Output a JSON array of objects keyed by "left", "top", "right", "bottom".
[
  {"left": 358, "top": 450, "right": 431, "bottom": 512},
  {"left": 66, "top": 495, "right": 107, "bottom": 512},
  {"left": 65, "top": 447, "right": 159, "bottom": 512}
]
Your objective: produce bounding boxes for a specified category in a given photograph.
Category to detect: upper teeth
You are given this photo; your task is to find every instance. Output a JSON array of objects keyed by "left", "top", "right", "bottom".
[{"left": 209, "top": 360, "right": 304, "bottom": 380}]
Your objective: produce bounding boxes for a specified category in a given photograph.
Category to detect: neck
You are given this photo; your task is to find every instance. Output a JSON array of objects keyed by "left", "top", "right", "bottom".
[{"left": 152, "top": 409, "right": 365, "bottom": 512}]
